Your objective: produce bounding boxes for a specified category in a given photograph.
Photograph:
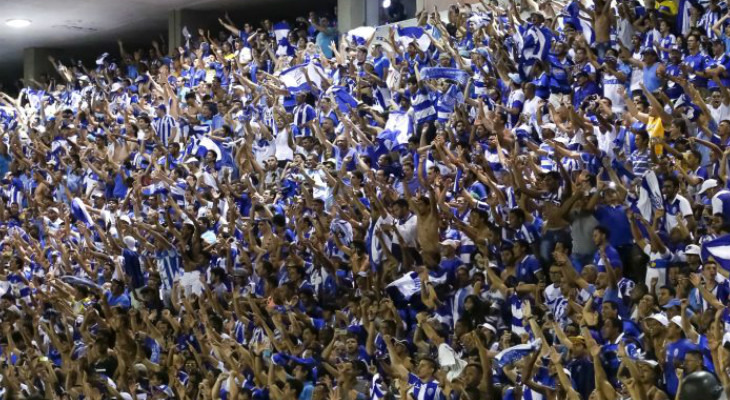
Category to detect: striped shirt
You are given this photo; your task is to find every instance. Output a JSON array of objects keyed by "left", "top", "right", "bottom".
[
  {"left": 293, "top": 103, "right": 316, "bottom": 136},
  {"left": 153, "top": 249, "right": 183, "bottom": 291},
  {"left": 435, "top": 84, "right": 462, "bottom": 123},
  {"left": 153, "top": 114, "right": 177, "bottom": 146},
  {"left": 410, "top": 87, "right": 437, "bottom": 125},
  {"left": 628, "top": 148, "right": 651, "bottom": 176},
  {"left": 407, "top": 373, "right": 445, "bottom": 400}
]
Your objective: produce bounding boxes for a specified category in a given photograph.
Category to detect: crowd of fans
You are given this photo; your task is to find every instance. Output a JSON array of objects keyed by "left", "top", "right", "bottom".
[{"left": 5, "top": 0, "right": 730, "bottom": 398}]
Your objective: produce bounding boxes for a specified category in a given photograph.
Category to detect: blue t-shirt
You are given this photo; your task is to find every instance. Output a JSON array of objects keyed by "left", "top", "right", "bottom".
[
  {"left": 594, "top": 205, "right": 632, "bottom": 247},
  {"left": 665, "top": 338, "right": 695, "bottom": 397},
  {"left": 105, "top": 290, "right": 131, "bottom": 309},
  {"left": 516, "top": 254, "right": 541, "bottom": 284}
]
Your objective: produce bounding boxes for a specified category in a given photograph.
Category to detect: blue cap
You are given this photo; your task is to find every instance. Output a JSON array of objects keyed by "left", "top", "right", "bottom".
[
  {"left": 662, "top": 298, "right": 682, "bottom": 309},
  {"left": 272, "top": 353, "right": 289, "bottom": 366},
  {"left": 631, "top": 121, "right": 647, "bottom": 131}
]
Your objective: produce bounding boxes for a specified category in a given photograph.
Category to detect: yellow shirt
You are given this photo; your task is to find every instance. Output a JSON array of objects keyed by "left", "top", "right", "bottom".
[
  {"left": 647, "top": 116, "right": 664, "bottom": 155},
  {"left": 656, "top": 0, "right": 678, "bottom": 15}
]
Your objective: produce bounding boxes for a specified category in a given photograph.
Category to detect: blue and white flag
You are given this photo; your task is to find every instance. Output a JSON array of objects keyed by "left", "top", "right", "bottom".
[
  {"left": 192, "top": 136, "right": 223, "bottom": 160},
  {"left": 494, "top": 339, "right": 542, "bottom": 368},
  {"left": 96, "top": 52, "right": 109, "bottom": 66},
  {"left": 273, "top": 21, "right": 290, "bottom": 43},
  {"left": 386, "top": 271, "right": 422, "bottom": 300},
  {"left": 396, "top": 26, "right": 432, "bottom": 52},
  {"left": 519, "top": 24, "right": 552, "bottom": 61},
  {"left": 637, "top": 170, "right": 664, "bottom": 222},
  {"left": 419, "top": 67, "right": 471, "bottom": 86},
  {"left": 280, "top": 62, "right": 326, "bottom": 94},
  {"left": 60, "top": 275, "right": 102, "bottom": 291},
  {"left": 383, "top": 110, "right": 414, "bottom": 145},
  {"left": 348, "top": 26, "right": 376, "bottom": 46},
  {"left": 701, "top": 234, "right": 730, "bottom": 271},
  {"left": 71, "top": 197, "right": 93, "bottom": 226},
  {"left": 274, "top": 21, "right": 294, "bottom": 56},
  {"left": 561, "top": 1, "right": 595, "bottom": 44},
  {"left": 331, "top": 86, "right": 359, "bottom": 112},
  {"left": 189, "top": 136, "right": 236, "bottom": 172},
  {"left": 468, "top": 12, "right": 492, "bottom": 29},
  {"left": 371, "top": 373, "right": 386, "bottom": 400}
]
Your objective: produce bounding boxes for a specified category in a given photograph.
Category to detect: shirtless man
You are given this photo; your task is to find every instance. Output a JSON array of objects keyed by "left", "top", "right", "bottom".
[
  {"left": 402, "top": 147, "right": 442, "bottom": 267},
  {"left": 594, "top": 0, "right": 615, "bottom": 57}
]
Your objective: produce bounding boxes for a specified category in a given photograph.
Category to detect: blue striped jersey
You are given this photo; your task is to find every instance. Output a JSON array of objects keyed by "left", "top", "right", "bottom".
[
  {"left": 409, "top": 87, "right": 436, "bottom": 125},
  {"left": 407, "top": 373, "right": 445, "bottom": 400},
  {"left": 153, "top": 114, "right": 177, "bottom": 146},
  {"left": 293, "top": 103, "right": 316, "bottom": 136},
  {"left": 152, "top": 249, "right": 183, "bottom": 291}
]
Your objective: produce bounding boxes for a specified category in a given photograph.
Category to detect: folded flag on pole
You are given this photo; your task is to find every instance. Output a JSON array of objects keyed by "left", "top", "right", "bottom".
[
  {"left": 273, "top": 21, "right": 290, "bottom": 43},
  {"left": 701, "top": 234, "right": 730, "bottom": 271},
  {"left": 371, "top": 373, "right": 386, "bottom": 400},
  {"left": 96, "top": 52, "right": 109, "bottom": 66},
  {"left": 182, "top": 26, "right": 192, "bottom": 48},
  {"left": 347, "top": 26, "right": 376, "bottom": 46},
  {"left": 637, "top": 170, "right": 664, "bottom": 223},
  {"left": 396, "top": 26, "right": 432, "bottom": 52},
  {"left": 71, "top": 197, "right": 94, "bottom": 226},
  {"left": 494, "top": 339, "right": 542, "bottom": 368},
  {"left": 419, "top": 67, "right": 471, "bottom": 86}
]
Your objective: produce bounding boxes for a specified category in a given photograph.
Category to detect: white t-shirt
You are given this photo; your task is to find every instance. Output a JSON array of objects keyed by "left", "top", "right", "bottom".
[
  {"left": 594, "top": 125, "right": 617, "bottom": 158},
  {"left": 664, "top": 194, "right": 693, "bottom": 232},
  {"left": 709, "top": 102, "right": 730, "bottom": 125}
]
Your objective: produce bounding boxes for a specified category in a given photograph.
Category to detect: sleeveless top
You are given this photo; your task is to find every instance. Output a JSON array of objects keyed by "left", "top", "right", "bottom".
[{"left": 643, "top": 63, "right": 662, "bottom": 93}]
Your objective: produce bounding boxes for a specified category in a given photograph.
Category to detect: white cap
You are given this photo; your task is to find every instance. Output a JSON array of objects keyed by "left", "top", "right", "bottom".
[
  {"left": 440, "top": 239, "right": 461, "bottom": 248},
  {"left": 698, "top": 179, "right": 718, "bottom": 195},
  {"left": 685, "top": 244, "right": 701, "bottom": 256},
  {"left": 645, "top": 313, "right": 669, "bottom": 327},
  {"left": 637, "top": 358, "right": 659, "bottom": 367},
  {"left": 670, "top": 315, "right": 683, "bottom": 328},
  {"left": 123, "top": 236, "right": 137, "bottom": 252},
  {"left": 110, "top": 82, "right": 124, "bottom": 92},
  {"left": 541, "top": 123, "right": 557, "bottom": 131},
  {"left": 479, "top": 322, "right": 497, "bottom": 334},
  {"left": 119, "top": 215, "right": 131, "bottom": 224}
]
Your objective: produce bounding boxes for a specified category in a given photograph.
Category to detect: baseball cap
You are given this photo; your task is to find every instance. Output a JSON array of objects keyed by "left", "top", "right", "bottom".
[
  {"left": 479, "top": 323, "right": 497, "bottom": 334},
  {"left": 685, "top": 244, "right": 701, "bottom": 256},
  {"left": 698, "top": 179, "right": 718, "bottom": 195},
  {"left": 662, "top": 298, "right": 682, "bottom": 309},
  {"left": 440, "top": 239, "right": 461, "bottom": 248},
  {"left": 670, "top": 315, "right": 683, "bottom": 328},
  {"left": 645, "top": 313, "right": 669, "bottom": 326}
]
